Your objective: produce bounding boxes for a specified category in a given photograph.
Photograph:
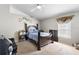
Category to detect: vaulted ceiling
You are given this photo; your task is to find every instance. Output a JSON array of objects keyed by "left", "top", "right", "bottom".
[{"left": 12, "top": 4, "right": 79, "bottom": 20}]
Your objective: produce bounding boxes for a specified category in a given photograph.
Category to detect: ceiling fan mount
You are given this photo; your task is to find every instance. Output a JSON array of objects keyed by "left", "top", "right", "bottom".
[{"left": 31, "top": 4, "right": 44, "bottom": 12}]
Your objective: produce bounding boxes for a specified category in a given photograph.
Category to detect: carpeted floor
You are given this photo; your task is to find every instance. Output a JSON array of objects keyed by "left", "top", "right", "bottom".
[
  {"left": 16, "top": 40, "right": 37, "bottom": 55},
  {"left": 16, "top": 40, "right": 79, "bottom": 55}
]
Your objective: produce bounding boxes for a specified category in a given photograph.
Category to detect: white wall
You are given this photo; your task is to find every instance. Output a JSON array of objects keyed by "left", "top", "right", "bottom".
[
  {"left": 40, "top": 12, "right": 79, "bottom": 45},
  {"left": 0, "top": 5, "right": 20, "bottom": 38},
  {"left": 0, "top": 5, "right": 39, "bottom": 42},
  {"left": 40, "top": 18, "right": 58, "bottom": 32},
  {"left": 71, "top": 13, "right": 79, "bottom": 44}
]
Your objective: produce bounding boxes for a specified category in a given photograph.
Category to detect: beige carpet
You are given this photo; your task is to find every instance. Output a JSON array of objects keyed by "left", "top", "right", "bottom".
[
  {"left": 16, "top": 40, "right": 37, "bottom": 54},
  {"left": 16, "top": 40, "right": 79, "bottom": 55}
]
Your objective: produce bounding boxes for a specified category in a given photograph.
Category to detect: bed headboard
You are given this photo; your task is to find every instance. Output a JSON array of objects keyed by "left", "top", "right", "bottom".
[
  {"left": 24, "top": 23, "right": 27, "bottom": 32},
  {"left": 27, "top": 25, "right": 38, "bottom": 32},
  {"left": 24, "top": 23, "right": 38, "bottom": 32}
]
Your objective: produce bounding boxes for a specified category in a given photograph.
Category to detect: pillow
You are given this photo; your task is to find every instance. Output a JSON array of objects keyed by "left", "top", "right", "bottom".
[{"left": 28, "top": 27, "right": 37, "bottom": 33}]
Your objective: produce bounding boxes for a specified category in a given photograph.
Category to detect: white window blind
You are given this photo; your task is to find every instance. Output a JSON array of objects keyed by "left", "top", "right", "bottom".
[{"left": 58, "top": 22, "right": 71, "bottom": 39}]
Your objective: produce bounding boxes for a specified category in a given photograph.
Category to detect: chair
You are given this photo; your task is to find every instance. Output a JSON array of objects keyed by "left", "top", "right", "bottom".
[{"left": 9, "top": 38, "right": 17, "bottom": 55}]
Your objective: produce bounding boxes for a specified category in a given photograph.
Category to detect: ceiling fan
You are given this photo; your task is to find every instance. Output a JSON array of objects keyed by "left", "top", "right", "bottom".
[{"left": 30, "top": 4, "right": 45, "bottom": 12}]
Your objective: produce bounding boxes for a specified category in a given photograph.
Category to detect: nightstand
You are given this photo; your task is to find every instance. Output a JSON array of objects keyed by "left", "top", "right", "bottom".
[{"left": 18, "top": 30, "right": 26, "bottom": 42}]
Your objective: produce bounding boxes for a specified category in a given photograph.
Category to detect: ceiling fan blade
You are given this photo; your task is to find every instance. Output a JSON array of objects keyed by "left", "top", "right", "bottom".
[{"left": 30, "top": 7, "right": 37, "bottom": 12}]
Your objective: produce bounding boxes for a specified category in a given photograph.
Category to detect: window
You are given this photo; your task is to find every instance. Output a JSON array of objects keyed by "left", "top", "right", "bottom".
[{"left": 58, "top": 22, "right": 71, "bottom": 39}]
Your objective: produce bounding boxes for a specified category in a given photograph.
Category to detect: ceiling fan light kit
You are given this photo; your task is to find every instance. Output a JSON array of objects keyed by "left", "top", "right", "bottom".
[
  {"left": 37, "top": 5, "right": 42, "bottom": 9},
  {"left": 30, "top": 4, "right": 42, "bottom": 12}
]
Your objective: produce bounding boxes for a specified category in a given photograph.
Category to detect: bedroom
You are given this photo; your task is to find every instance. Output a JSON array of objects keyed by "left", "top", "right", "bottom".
[{"left": 0, "top": 4, "right": 79, "bottom": 55}]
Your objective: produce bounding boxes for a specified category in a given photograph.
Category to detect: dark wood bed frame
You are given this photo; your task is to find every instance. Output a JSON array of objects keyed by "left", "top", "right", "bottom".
[{"left": 24, "top": 23, "right": 53, "bottom": 50}]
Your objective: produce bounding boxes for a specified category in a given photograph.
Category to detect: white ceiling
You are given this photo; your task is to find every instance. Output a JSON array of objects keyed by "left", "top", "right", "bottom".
[{"left": 12, "top": 4, "right": 79, "bottom": 20}]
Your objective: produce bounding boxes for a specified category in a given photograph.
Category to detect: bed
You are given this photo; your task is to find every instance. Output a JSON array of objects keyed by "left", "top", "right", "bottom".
[{"left": 26, "top": 25, "right": 53, "bottom": 50}]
